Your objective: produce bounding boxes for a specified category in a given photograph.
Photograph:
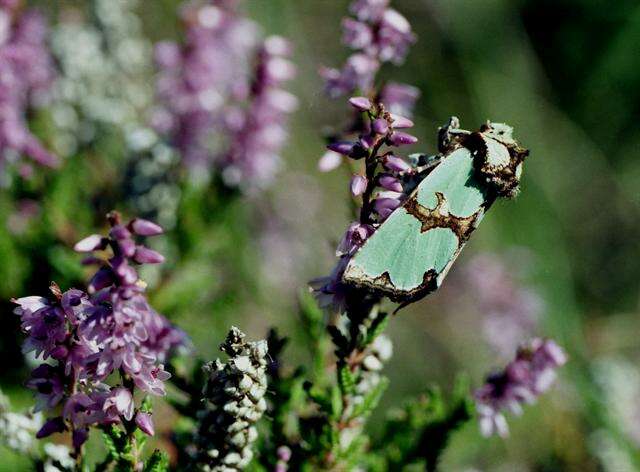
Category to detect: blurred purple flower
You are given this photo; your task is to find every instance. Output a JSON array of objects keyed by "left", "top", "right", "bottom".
[
  {"left": 0, "top": 4, "right": 58, "bottom": 177},
  {"left": 154, "top": 3, "right": 296, "bottom": 190},
  {"left": 461, "top": 252, "right": 544, "bottom": 356},
  {"left": 153, "top": 0, "right": 259, "bottom": 170},
  {"left": 475, "top": 338, "right": 567, "bottom": 437},
  {"left": 321, "top": 0, "right": 415, "bottom": 98},
  {"left": 219, "top": 35, "right": 297, "bottom": 189},
  {"left": 380, "top": 82, "right": 420, "bottom": 117}
]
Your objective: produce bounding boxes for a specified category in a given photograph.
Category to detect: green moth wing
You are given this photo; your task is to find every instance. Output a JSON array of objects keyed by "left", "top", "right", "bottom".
[{"left": 342, "top": 120, "right": 528, "bottom": 303}]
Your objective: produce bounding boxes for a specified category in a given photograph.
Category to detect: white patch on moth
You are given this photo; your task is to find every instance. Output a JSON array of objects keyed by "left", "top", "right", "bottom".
[
  {"left": 515, "top": 162, "right": 523, "bottom": 179},
  {"left": 483, "top": 136, "right": 511, "bottom": 169}
]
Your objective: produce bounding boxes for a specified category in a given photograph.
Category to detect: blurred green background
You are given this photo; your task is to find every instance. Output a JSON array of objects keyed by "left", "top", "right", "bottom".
[{"left": 1, "top": 0, "right": 639, "bottom": 470}]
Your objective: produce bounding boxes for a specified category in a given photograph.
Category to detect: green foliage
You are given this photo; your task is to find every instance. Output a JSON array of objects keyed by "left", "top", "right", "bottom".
[
  {"left": 375, "top": 376, "right": 473, "bottom": 471},
  {"left": 143, "top": 450, "right": 169, "bottom": 472}
]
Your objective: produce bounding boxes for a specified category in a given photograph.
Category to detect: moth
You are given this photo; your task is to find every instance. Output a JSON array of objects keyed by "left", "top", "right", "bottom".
[{"left": 342, "top": 117, "right": 529, "bottom": 303}]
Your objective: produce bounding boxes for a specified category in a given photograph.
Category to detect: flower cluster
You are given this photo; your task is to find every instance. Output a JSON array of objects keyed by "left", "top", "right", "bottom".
[
  {"left": 14, "top": 212, "right": 184, "bottom": 451},
  {"left": 49, "top": 0, "right": 154, "bottom": 156},
  {"left": 153, "top": 0, "right": 256, "bottom": 171},
  {"left": 320, "top": 0, "right": 415, "bottom": 98},
  {"left": 0, "top": 1, "right": 57, "bottom": 179},
  {"left": 459, "top": 251, "right": 543, "bottom": 356},
  {"left": 195, "top": 327, "right": 268, "bottom": 471},
  {"left": 311, "top": 98, "right": 418, "bottom": 312},
  {"left": 474, "top": 338, "right": 567, "bottom": 437},
  {"left": 154, "top": 1, "right": 297, "bottom": 188},
  {"left": 219, "top": 35, "right": 297, "bottom": 189}
]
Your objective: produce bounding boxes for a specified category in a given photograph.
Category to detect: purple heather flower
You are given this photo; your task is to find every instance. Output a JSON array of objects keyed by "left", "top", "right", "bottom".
[
  {"left": 154, "top": 3, "right": 296, "bottom": 190},
  {"left": 153, "top": 0, "right": 260, "bottom": 170},
  {"left": 0, "top": 4, "right": 58, "bottom": 176},
  {"left": 377, "top": 8, "right": 416, "bottom": 64},
  {"left": 102, "top": 387, "right": 134, "bottom": 422},
  {"left": 350, "top": 174, "right": 368, "bottom": 197},
  {"left": 129, "top": 218, "right": 164, "bottom": 236},
  {"left": 36, "top": 416, "right": 66, "bottom": 439},
  {"left": 74, "top": 234, "right": 106, "bottom": 253},
  {"left": 380, "top": 82, "right": 420, "bottom": 117},
  {"left": 390, "top": 113, "right": 413, "bottom": 129},
  {"left": 383, "top": 154, "right": 412, "bottom": 173},
  {"left": 336, "top": 222, "right": 374, "bottom": 256},
  {"left": 16, "top": 213, "right": 184, "bottom": 449},
  {"left": 374, "top": 196, "right": 402, "bottom": 220},
  {"left": 388, "top": 131, "right": 418, "bottom": 146},
  {"left": 349, "top": 96, "right": 373, "bottom": 111},
  {"left": 378, "top": 174, "right": 403, "bottom": 192},
  {"left": 135, "top": 412, "right": 154, "bottom": 436},
  {"left": 461, "top": 252, "right": 544, "bottom": 356},
  {"left": 26, "top": 365, "right": 65, "bottom": 412},
  {"left": 372, "top": 118, "right": 389, "bottom": 135},
  {"left": 219, "top": 35, "right": 297, "bottom": 189},
  {"left": 327, "top": 141, "right": 357, "bottom": 156},
  {"left": 133, "top": 246, "right": 165, "bottom": 264},
  {"left": 322, "top": 0, "right": 415, "bottom": 98},
  {"left": 475, "top": 338, "right": 567, "bottom": 437},
  {"left": 309, "top": 257, "right": 351, "bottom": 313},
  {"left": 14, "top": 294, "right": 78, "bottom": 360},
  {"left": 276, "top": 445, "right": 292, "bottom": 472},
  {"left": 321, "top": 53, "right": 380, "bottom": 98},
  {"left": 342, "top": 18, "right": 373, "bottom": 49},
  {"left": 350, "top": 0, "right": 389, "bottom": 22}
]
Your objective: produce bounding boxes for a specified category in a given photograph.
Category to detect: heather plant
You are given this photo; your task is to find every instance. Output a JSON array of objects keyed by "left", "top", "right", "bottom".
[
  {"left": 13, "top": 212, "right": 182, "bottom": 469},
  {"left": 5, "top": 0, "right": 631, "bottom": 471},
  {"left": 0, "top": 0, "right": 58, "bottom": 182}
]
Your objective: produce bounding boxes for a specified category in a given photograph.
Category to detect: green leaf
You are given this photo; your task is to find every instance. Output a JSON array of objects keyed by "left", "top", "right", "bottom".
[
  {"left": 338, "top": 363, "right": 356, "bottom": 396},
  {"left": 351, "top": 376, "right": 389, "bottom": 419},
  {"left": 143, "top": 450, "right": 169, "bottom": 472}
]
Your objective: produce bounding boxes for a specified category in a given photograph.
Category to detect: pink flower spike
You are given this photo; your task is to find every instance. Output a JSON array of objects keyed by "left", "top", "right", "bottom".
[
  {"left": 348, "top": 96, "right": 372, "bottom": 111},
  {"left": 350, "top": 174, "right": 368, "bottom": 197},
  {"left": 74, "top": 234, "right": 106, "bottom": 253}
]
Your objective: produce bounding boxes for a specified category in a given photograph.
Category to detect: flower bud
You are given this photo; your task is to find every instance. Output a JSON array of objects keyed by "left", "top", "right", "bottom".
[
  {"left": 378, "top": 174, "right": 403, "bottom": 192},
  {"left": 74, "top": 234, "right": 106, "bottom": 253},
  {"left": 327, "top": 141, "right": 356, "bottom": 156},
  {"left": 388, "top": 131, "right": 418, "bottom": 146},
  {"left": 350, "top": 174, "right": 367, "bottom": 197},
  {"left": 390, "top": 113, "right": 414, "bottom": 128},
  {"left": 129, "top": 218, "right": 164, "bottom": 236},
  {"left": 383, "top": 155, "right": 412, "bottom": 173},
  {"left": 348, "top": 96, "right": 372, "bottom": 111},
  {"left": 134, "top": 246, "right": 165, "bottom": 264},
  {"left": 372, "top": 118, "right": 389, "bottom": 135},
  {"left": 135, "top": 412, "right": 155, "bottom": 436}
]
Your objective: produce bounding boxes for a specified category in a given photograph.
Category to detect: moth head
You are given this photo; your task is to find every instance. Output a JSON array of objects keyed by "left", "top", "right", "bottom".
[
  {"left": 468, "top": 122, "right": 529, "bottom": 198},
  {"left": 437, "top": 116, "right": 468, "bottom": 154}
]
